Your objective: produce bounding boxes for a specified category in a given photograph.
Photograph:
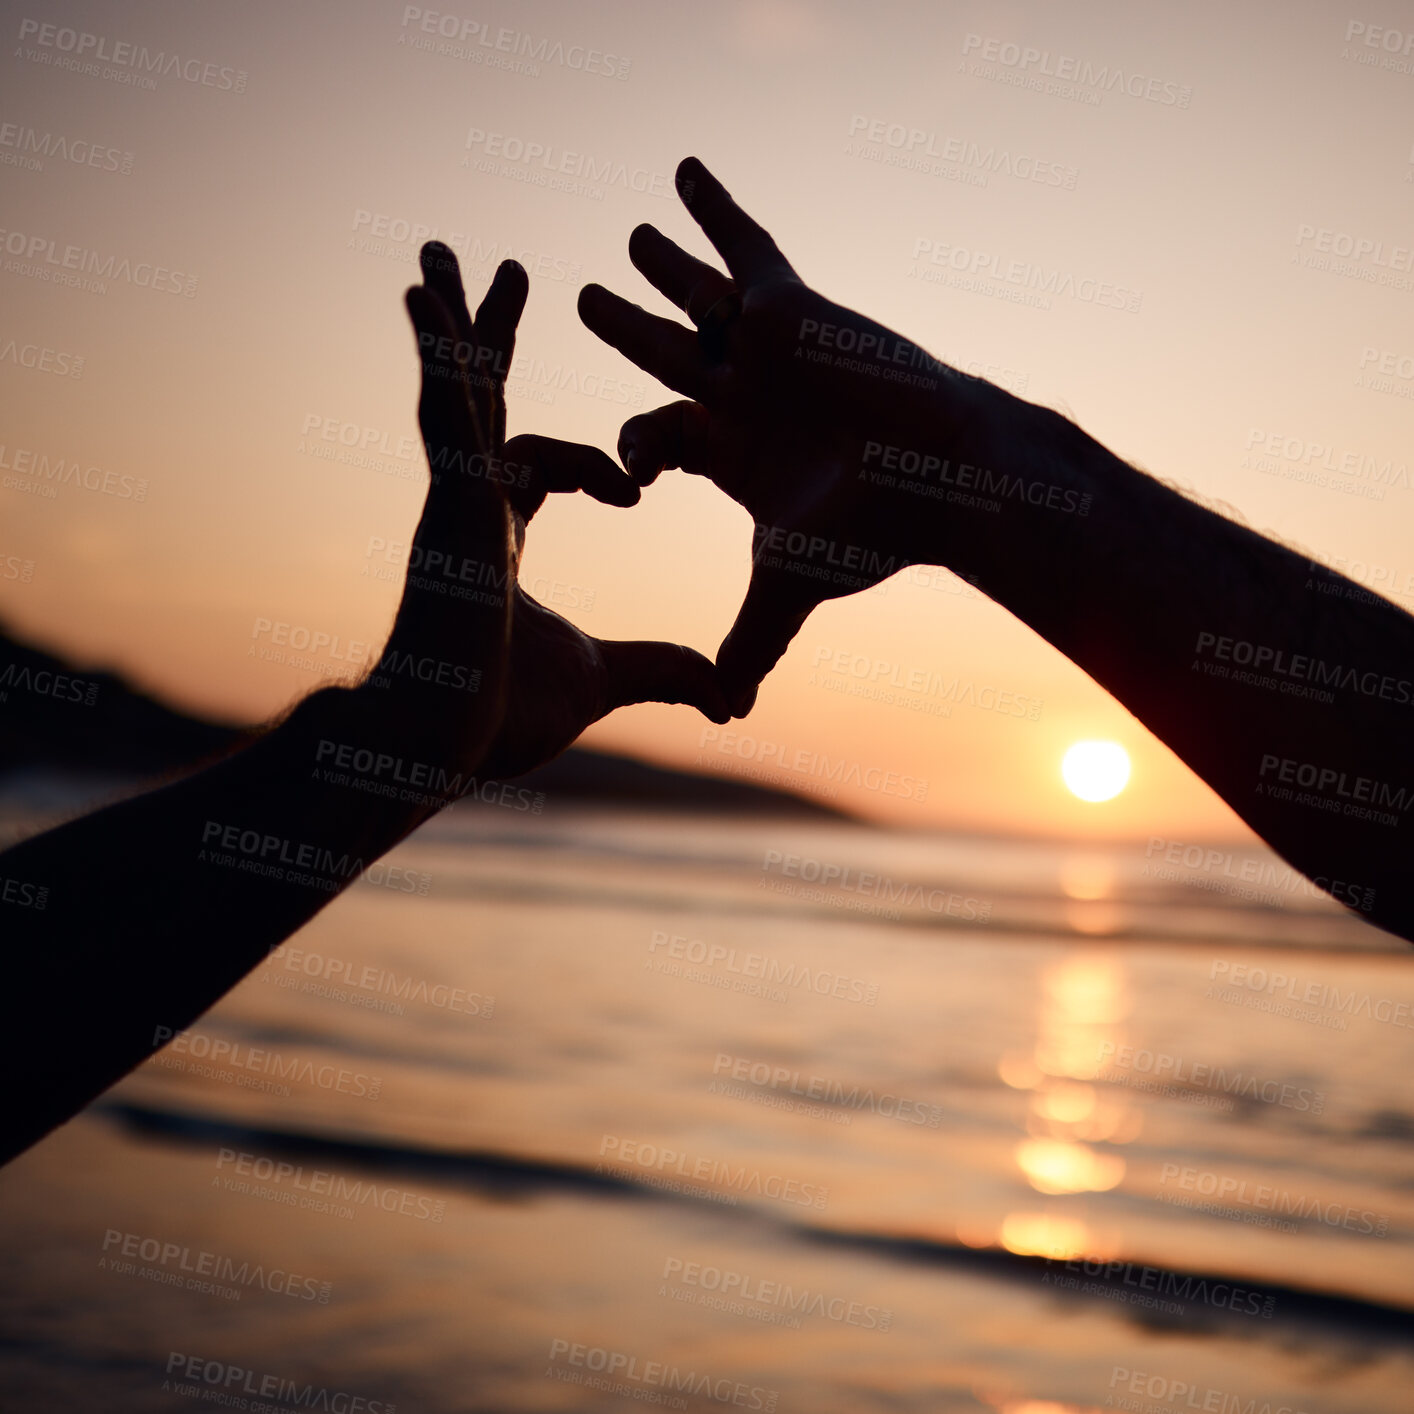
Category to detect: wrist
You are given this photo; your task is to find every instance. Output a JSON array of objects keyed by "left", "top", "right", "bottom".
[
  {"left": 288, "top": 683, "right": 498, "bottom": 832},
  {"left": 911, "top": 379, "right": 1108, "bottom": 584}
]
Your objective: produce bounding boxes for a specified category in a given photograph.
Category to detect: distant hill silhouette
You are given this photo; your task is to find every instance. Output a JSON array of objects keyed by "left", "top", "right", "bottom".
[{"left": 0, "top": 622, "right": 843, "bottom": 818}]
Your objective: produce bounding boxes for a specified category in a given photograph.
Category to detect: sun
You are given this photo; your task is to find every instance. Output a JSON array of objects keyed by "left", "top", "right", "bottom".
[{"left": 1061, "top": 741, "right": 1131, "bottom": 803}]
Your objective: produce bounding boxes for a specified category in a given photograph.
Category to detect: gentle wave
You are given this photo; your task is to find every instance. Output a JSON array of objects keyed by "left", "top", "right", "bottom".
[{"left": 101, "top": 1101, "right": 1414, "bottom": 1340}]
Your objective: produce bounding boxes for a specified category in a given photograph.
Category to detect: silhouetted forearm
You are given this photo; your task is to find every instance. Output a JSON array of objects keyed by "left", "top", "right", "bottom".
[
  {"left": 0, "top": 683, "right": 464, "bottom": 1164},
  {"left": 927, "top": 388, "right": 1414, "bottom": 942}
]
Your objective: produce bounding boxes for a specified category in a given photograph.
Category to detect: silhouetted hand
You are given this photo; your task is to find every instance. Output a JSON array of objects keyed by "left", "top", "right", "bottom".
[
  {"left": 388, "top": 243, "right": 727, "bottom": 792},
  {"left": 578, "top": 157, "right": 987, "bottom": 715}
]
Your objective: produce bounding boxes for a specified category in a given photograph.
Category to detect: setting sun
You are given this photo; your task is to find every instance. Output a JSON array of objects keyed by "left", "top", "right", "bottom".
[{"left": 1061, "top": 742, "right": 1131, "bottom": 803}]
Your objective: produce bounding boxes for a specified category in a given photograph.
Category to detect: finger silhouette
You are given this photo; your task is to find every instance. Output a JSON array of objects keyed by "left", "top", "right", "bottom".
[
  {"left": 616, "top": 401, "right": 719, "bottom": 490},
  {"left": 399, "top": 283, "right": 513, "bottom": 676},
  {"left": 675, "top": 157, "right": 796, "bottom": 287},
  {"left": 716, "top": 569, "right": 815, "bottom": 717},
  {"left": 420, "top": 242, "right": 475, "bottom": 343},
  {"left": 577, "top": 284, "right": 711, "bottom": 401},
  {"left": 472, "top": 258, "right": 529, "bottom": 366},
  {"left": 503, "top": 434, "right": 640, "bottom": 520},
  {"left": 628, "top": 223, "right": 735, "bottom": 320},
  {"left": 598, "top": 639, "right": 731, "bottom": 723},
  {"left": 418, "top": 245, "right": 527, "bottom": 450},
  {"left": 405, "top": 285, "right": 484, "bottom": 484},
  {"left": 472, "top": 258, "right": 528, "bottom": 448}
]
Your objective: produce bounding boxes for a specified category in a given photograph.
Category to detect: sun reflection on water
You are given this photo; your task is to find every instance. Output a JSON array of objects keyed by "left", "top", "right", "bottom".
[{"left": 994, "top": 955, "right": 1137, "bottom": 1258}]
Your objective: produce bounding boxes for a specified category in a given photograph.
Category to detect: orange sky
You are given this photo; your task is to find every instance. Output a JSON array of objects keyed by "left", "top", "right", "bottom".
[{"left": 2, "top": 0, "right": 1412, "bottom": 838}]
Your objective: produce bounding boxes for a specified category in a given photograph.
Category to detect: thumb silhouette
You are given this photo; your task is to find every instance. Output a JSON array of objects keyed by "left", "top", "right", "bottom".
[
  {"left": 599, "top": 639, "right": 731, "bottom": 723},
  {"left": 716, "top": 568, "right": 813, "bottom": 718}
]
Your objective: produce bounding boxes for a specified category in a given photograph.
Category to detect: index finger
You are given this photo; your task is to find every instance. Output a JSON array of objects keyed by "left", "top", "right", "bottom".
[
  {"left": 578, "top": 283, "right": 712, "bottom": 402},
  {"left": 420, "top": 242, "right": 475, "bottom": 343},
  {"left": 675, "top": 157, "right": 795, "bottom": 287},
  {"left": 471, "top": 258, "right": 529, "bottom": 382}
]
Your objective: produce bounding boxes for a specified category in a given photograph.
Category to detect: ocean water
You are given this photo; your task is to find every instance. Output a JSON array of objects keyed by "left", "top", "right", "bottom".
[{"left": 1, "top": 805, "right": 1411, "bottom": 1413}]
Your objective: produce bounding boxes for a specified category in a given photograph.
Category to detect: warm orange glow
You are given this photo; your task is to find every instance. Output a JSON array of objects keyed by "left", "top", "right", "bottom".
[
  {"left": 998, "top": 1212, "right": 1097, "bottom": 1260},
  {"left": 1064, "top": 900, "right": 1128, "bottom": 936},
  {"left": 1015, "top": 1138, "right": 1125, "bottom": 1195},
  {"left": 1061, "top": 741, "right": 1131, "bottom": 802},
  {"left": 998, "top": 1051, "right": 1044, "bottom": 1090},
  {"left": 1032, "top": 957, "right": 1130, "bottom": 1079},
  {"left": 1058, "top": 856, "right": 1116, "bottom": 900},
  {"left": 1007, "top": 956, "right": 1137, "bottom": 1231},
  {"left": 998, "top": 1403, "right": 1105, "bottom": 1414},
  {"left": 6, "top": 9, "right": 1404, "bottom": 846},
  {"left": 1035, "top": 1080, "right": 1097, "bottom": 1124}
]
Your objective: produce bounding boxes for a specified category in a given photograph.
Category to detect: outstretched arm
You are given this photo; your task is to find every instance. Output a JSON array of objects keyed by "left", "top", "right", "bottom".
[
  {"left": 578, "top": 157, "right": 1414, "bottom": 943},
  {"left": 0, "top": 244, "right": 726, "bottom": 1166}
]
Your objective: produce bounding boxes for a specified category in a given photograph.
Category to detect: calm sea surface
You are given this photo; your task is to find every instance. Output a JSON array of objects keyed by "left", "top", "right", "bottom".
[{"left": 1, "top": 805, "right": 1410, "bottom": 1413}]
